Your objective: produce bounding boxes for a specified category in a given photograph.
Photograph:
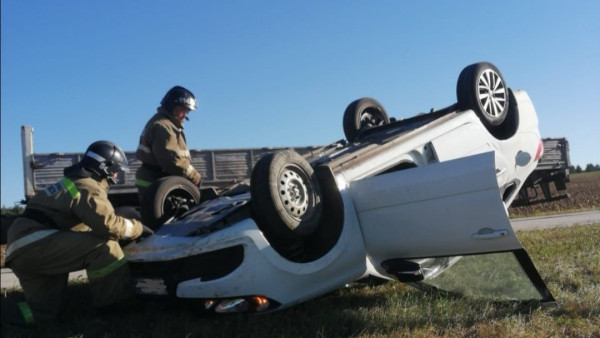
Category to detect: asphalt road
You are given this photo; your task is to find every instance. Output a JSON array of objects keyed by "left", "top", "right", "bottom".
[
  {"left": 510, "top": 210, "right": 600, "bottom": 231},
  {"left": 2, "top": 210, "right": 599, "bottom": 291}
]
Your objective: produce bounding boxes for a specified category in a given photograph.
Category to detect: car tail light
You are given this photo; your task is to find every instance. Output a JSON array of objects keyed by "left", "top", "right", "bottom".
[
  {"left": 251, "top": 296, "right": 270, "bottom": 312},
  {"left": 534, "top": 139, "right": 544, "bottom": 161}
]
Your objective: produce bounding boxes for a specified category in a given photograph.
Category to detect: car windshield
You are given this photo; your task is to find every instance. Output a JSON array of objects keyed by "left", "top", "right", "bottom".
[{"left": 417, "top": 252, "right": 549, "bottom": 302}]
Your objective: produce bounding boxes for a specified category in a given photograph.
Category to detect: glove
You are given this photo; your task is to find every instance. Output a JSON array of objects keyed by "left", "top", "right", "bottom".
[
  {"left": 189, "top": 169, "right": 202, "bottom": 187},
  {"left": 192, "top": 174, "right": 201, "bottom": 187},
  {"left": 141, "top": 224, "right": 154, "bottom": 238}
]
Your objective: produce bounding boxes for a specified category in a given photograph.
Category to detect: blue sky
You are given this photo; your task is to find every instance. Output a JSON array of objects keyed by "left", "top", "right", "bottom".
[{"left": 2, "top": 1, "right": 599, "bottom": 206}]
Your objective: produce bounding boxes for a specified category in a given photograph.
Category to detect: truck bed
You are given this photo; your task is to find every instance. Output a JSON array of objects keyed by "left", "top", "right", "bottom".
[{"left": 21, "top": 125, "right": 320, "bottom": 206}]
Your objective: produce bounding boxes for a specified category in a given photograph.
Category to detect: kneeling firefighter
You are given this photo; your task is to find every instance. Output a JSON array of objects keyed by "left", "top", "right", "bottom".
[{"left": 4, "top": 141, "right": 153, "bottom": 327}]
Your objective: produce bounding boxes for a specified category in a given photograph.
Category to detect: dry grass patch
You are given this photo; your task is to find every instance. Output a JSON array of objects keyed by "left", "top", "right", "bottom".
[{"left": 2, "top": 225, "right": 598, "bottom": 338}]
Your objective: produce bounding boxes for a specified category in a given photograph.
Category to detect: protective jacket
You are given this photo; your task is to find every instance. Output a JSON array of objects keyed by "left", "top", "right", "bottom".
[
  {"left": 135, "top": 108, "right": 201, "bottom": 189},
  {"left": 6, "top": 177, "right": 142, "bottom": 260},
  {"left": 5, "top": 173, "right": 144, "bottom": 325}
]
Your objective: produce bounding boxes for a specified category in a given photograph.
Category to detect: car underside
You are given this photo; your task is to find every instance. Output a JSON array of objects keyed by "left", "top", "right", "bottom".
[{"left": 123, "top": 62, "right": 554, "bottom": 313}]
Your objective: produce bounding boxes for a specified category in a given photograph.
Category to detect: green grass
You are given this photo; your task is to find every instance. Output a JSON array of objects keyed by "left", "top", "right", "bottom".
[{"left": 2, "top": 224, "right": 599, "bottom": 338}]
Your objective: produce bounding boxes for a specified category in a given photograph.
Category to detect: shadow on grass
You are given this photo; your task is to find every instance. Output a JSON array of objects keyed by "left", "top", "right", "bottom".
[{"left": 1, "top": 281, "right": 556, "bottom": 338}]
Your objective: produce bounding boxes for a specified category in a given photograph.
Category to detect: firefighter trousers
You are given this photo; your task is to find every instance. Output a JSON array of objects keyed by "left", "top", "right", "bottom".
[{"left": 8, "top": 230, "right": 135, "bottom": 324}]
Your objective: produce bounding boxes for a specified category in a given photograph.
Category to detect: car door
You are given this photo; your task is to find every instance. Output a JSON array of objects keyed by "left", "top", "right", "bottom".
[{"left": 348, "top": 151, "right": 554, "bottom": 303}]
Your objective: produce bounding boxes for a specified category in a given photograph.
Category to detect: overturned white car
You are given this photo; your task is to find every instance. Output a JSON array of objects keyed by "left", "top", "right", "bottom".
[{"left": 124, "top": 62, "right": 555, "bottom": 313}]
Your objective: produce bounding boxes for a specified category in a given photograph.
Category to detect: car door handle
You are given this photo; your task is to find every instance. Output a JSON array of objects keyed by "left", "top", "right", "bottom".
[{"left": 471, "top": 228, "right": 509, "bottom": 239}]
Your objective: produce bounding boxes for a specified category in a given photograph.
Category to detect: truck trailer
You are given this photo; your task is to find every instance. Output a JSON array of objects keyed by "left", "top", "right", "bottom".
[{"left": 516, "top": 137, "right": 571, "bottom": 204}]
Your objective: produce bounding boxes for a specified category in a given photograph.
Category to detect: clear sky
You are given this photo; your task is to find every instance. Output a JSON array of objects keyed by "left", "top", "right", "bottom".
[{"left": 2, "top": 1, "right": 599, "bottom": 207}]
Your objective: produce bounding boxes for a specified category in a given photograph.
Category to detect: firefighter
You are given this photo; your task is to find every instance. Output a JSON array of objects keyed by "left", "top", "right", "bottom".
[
  {"left": 4, "top": 141, "right": 153, "bottom": 327},
  {"left": 135, "top": 85, "right": 202, "bottom": 202}
]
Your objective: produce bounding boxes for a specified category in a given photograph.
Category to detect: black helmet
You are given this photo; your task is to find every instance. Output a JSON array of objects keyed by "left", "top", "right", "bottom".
[
  {"left": 81, "top": 141, "right": 129, "bottom": 184},
  {"left": 160, "top": 86, "right": 197, "bottom": 112}
]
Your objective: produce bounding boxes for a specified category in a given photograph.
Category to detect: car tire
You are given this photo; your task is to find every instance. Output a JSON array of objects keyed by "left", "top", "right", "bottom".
[
  {"left": 457, "top": 62, "right": 509, "bottom": 131},
  {"left": 343, "top": 97, "right": 390, "bottom": 142},
  {"left": 140, "top": 176, "right": 201, "bottom": 228},
  {"left": 250, "top": 150, "right": 322, "bottom": 241}
]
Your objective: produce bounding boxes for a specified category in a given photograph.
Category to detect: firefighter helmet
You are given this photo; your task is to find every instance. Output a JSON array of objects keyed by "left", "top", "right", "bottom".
[
  {"left": 81, "top": 141, "right": 129, "bottom": 184},
  {"left": 160, "top": 86, "right": 197, "bottom": 112}
]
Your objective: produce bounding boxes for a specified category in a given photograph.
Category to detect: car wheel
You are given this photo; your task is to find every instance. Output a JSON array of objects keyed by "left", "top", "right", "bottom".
[
  {"left": 140, "top": 176, "right": 201, "bottom": 228},
  {"left": 250, "top": 150, "right": 322, "bottom": 241},
  {"left": 457, "top": 62, "right": 509, "bottom": 130},
  {"left": 343, "top": 97, "right": 390, "bottom": 142}
]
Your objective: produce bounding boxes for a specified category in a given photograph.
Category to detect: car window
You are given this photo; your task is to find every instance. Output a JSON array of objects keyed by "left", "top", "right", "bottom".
[{"left": 416, "top": 252, "right": 548, "bottom": 301}]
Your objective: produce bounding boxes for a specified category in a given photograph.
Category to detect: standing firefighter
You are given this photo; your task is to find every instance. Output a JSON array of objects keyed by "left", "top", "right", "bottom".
[
  {"left": 4, "top": 141, "right": 153, "bottom": 327},
  {"left": 135, "top": 85, "right": 201, "bottom": 202}
]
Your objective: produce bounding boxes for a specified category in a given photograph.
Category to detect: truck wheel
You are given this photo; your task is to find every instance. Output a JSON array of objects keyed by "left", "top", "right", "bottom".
[
  {"left": 250, "top": 150, "right": 322, "bottom": 241},
  {"left": 140, "top": 176, "right": 201, "bottom": 228},
  {"left": 457, "top": 62, "right": 509, "bottom": 131},
  {"left": 343, "top": 97, "right": 390, "bottom": 142}
]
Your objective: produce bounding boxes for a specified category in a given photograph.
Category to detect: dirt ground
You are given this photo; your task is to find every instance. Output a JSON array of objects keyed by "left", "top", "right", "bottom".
[
  {"left": 509, "top": 171, "right": 600, "bottom": 217},
  {"left": 1, "top": 245, "right": 5, "bottom": 268}
]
